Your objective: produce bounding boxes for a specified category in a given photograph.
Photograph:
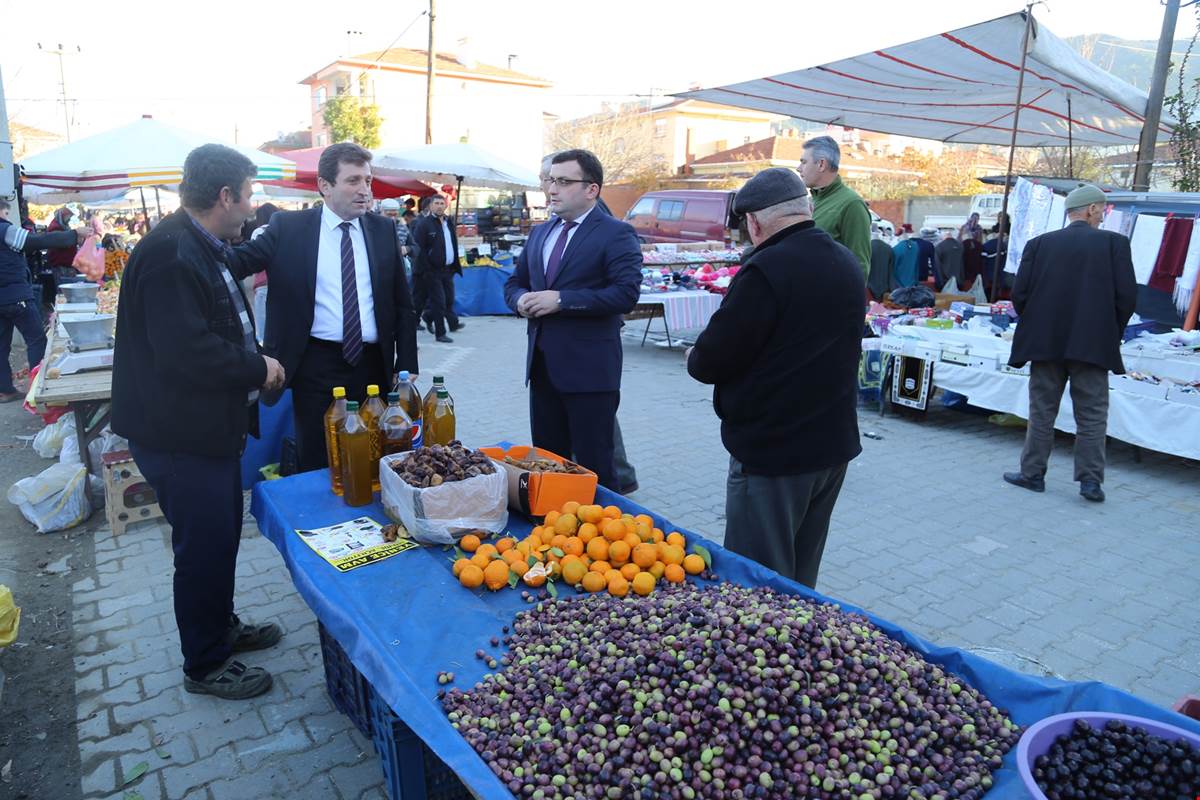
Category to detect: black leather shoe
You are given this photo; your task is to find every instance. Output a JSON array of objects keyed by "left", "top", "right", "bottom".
[
  {"left": 1079, "top": 481, "right": 1105, "bottom": 502},
  {"left": 436, "top": 335, "right": 454, "bottom": 343},
  {"left": 1003, "top": 472, "right": 1045, "bottom": 492},
  {"left": 450, "top": 321, "right": 466, "bottom": 332},
  {"left": 424, "top": 319, "right": 435, "bottom": 334}
]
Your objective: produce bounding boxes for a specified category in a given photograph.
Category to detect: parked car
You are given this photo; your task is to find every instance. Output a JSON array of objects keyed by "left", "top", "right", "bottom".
[
  {"left": 923, "top": 193, "right": 1004, "bottom": 234},
  {"left": 624, "top": 190, "right": 743, "bottom": 245}
]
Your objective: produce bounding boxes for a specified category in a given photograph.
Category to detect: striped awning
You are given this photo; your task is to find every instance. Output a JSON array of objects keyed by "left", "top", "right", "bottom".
[
  {"left": 20, "top": 116, "right": 296, "bottom": 203},
  {"left": 677, "top": 12, "right": 1174, "bottom": 148}
]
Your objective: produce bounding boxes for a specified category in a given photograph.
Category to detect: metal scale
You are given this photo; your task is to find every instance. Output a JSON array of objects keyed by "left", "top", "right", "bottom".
[{"left": 51, "top": 308, "right": 116, "bottom": 375}]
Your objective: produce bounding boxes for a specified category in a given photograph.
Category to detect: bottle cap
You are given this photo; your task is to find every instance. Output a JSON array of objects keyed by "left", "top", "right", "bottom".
[
  {"left": 433, "top": 375, "right": 444, "bottom": 383},
  {"left": 367, "top": 384, "right": 380, "bottom": 396},
  {"left": 399, "top": 370, "right": 410, "bottom": 381},
  {"left": 387, "top": 392, "right": 400, "bottom": 402},
  {"left": 345, "top": 401, "right": 359, "bottom": 411},
  {"left": 332, "top": 386, "right": 346, "bottom": 398}
]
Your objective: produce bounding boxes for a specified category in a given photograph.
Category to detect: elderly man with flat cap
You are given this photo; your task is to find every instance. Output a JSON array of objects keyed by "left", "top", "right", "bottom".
[
  {"left": 1003, "top": 184, "right": 1136, "bottom": 503},
  {"left": 686, "top": 168, "right": 865, "bottom": 589}
]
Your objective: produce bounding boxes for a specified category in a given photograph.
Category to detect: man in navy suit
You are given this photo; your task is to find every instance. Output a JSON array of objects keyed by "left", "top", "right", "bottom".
[
  {"left": 227, "top": 143, "right": 419, "bottom": 471},
  {"left": 504, "top": 149, "right": 642, "bottom": 489}
]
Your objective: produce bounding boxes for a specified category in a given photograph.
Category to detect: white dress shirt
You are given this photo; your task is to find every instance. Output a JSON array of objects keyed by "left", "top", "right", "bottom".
[
  {"left": 540, "top": 204, "right": 596, "bottom": 277},
  {"left": 440, "top": 216, "right": 456, "bottom": 267},
  {"left": 311, "top": 205, "right": 378, "bottom": 343}
]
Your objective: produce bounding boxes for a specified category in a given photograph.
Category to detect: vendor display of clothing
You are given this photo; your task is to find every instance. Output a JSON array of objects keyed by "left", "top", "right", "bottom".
[
  {"left": 1147, "top": 216, "right": 1194, "bottom": 293},
  {"left": 868, "top": 238, "right": 894, "bottom": 299},
  {"left": 892, "top": 238, "right": 920, "bottom": 288},
  {"left": 935, "top": 237, "right": 964, "bottom": 287},
  {"left": 962, "top": 238, "right": 985, "bottom": 287}
]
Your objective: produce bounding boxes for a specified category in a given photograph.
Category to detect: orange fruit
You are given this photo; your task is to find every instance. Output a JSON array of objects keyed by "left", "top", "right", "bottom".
[
  {"left": 554, "top": 513, "right": 578, "bottom": 536},
  {"left": 564, "top": 537, "right": 585, "bottom": 557},
  {"left": 586, "top": 537, "right": 610, "bottom": 562},
  {"left": 459, "top": 563, "right": 484, "bottom": 588},
  {"left": 452, "top": 557, "right": 472, "bottom": 577},
  {"left": 578, "top": 505, "right": 602, "bottom": 524},
  {"left": 683, "top": 554, "right": 706, "bottom": 575},
  {"left": 561, "top": 559, "right": 588, "bottom": 586},
  {"left": 607, "top": 574, "right": 629, "bottom": 597},
  {"left": 543, "top": 510, "right": 560, "bottom": 526},
  {"left": 635, "top": 522, "right": 652, "bottom": 542},
  {"left": 619, "top": 563, "right": 640, "bottom": 581},
  {"left": 604, "top": 568, "right": 622, "bottom": 582},
  {"left": 578, "top": 523, "right": 598, "bottom": 543},
  {"left": 622, "top": 517, "right": 637, "bottom": 535},
  {"left": 581, "top": 572, "right": 606, "bottom": 593},
  {"left": 502, "top": 550, "right": 523, "bottom": 565},
  {"left": 649, "top": 561, "right": 666, "bottom": 579},
  {"left": 509, "top": 559, "right": 530, "bottom": 577},
  {"left": 666, "top": 532, "right": 686, "bottom": 549},
  {"left": 664, "top": 563, "right": 686, "bottom": 583},
  {"left": 539, "top": 528, "right": 557, "bottom": 546},
  {"left": 632, "top": 571, "right": 655, "bottom": 596},
  {"left": 470, "top": 552, "right": 491, "bottom": 570},
  {"left": 483, "top": 559, "right": 510, "bottom": 591},
  {"left": 635, "top": 513, "right": 653, "bottom": 528},
  {"left": 602, "top": 519, "right": 626, "bottom": 543},
  {"left": 632, "top": 544, "right": 657, "bottom": 569},
  {"left": 589, "top": 560, "right": 611, "bottom": 575},
  {"left": 551, "top": 534, "right": 569, "bottom": 550},
  {"left": 561, "top": 500, "right": 581, "bottom": 516},
  {"left": 476, "top": 543, "right": 498, "bottom": 559},
  {"left": 652, "top": 528, "right": 665, "bottom": 544},
  {"left": 524, "top": 570, "right": 546, "bottom": 588},
  {"left": 602, "top": 505, "right": 621, "bottom": 519},
  {"left": 660, "top": 544, "right": 685, "bottom": 566},
  {"left": 623, "top": 532, "right": 641, "bottom": 551},
  {"left": 496, "top": 537, "right": 516, "bottom": 553},
  {"left": 460, "top": 534, "right": 481, "bottom": 553},
  {"left": 608, "top": 540, "right": 631, "bottom": 565}
]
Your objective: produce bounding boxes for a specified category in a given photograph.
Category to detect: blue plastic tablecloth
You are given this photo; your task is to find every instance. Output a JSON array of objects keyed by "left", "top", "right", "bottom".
[
  {"left": 239, "top": 390, "right": 295, "bottom": 490},
  {"left": 251, "top": 469, "right": 1200, "bottom": 800},
  {"left": 453, "top": 266, "right": 514, "bottom": 317}
]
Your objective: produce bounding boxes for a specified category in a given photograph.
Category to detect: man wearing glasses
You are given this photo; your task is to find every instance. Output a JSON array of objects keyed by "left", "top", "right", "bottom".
[{"left": 505, "top": 149, "right": 642, "bottom": 490}]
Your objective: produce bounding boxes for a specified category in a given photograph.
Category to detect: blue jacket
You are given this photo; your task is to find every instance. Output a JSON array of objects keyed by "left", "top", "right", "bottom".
[{"left": 503, "top": 208, "right": 643, "bottom": 393}]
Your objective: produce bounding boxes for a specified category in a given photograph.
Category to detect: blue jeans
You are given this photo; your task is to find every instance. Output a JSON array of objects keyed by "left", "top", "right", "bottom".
[{"left": 0, "top": 300, "right": 47, "bottom": 393}]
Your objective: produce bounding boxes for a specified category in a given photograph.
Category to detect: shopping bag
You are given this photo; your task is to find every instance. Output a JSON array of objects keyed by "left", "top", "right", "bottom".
[
  {"left": 71, "top": 235, "right": 106, "bottom": 281},
  {"left": 6, "top": 462, "right": 93, "bottom": 533}
]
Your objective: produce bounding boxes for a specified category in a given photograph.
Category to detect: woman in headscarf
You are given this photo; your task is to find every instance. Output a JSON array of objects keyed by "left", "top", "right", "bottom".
[{"left": 958, "top": 212, "right": 983, "bottom": 243}]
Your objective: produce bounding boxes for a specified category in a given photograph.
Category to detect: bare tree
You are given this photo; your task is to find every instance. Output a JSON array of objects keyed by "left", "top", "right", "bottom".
[
  {"left": 1032, "top": 146, "right": 1113, "bottom": 183},
  {"left": 552, "top": 105, "right": 664, "bottom": 182}
]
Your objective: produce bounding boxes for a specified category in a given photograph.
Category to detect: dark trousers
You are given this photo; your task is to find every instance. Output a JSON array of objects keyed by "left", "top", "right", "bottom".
[
  {"left": 612, "top": 418, "right": 638, "bottom": 491},
  {"left": 291, "top": 338, "right": 387, "bottom": 471},
  {"left": 723, "top": 457, "right": 848, "bottom": 589},
  {"left": 1020, "top": 360, "right": 1109, "bottom": 484},
  {"left": 412, "top": 272, "right": 429, "bottom": 325},
  {"left": 425, "top": 272, "right": 459, "bottom": 335},
  {"left": 529, "top": 349, "right": 620, "bottom": 490},
  {"left": 0, "top": 299, "right": 47, "bottom": 393},
  {"left": 129, "top": 441, "right": 242, "bottom": 679}
]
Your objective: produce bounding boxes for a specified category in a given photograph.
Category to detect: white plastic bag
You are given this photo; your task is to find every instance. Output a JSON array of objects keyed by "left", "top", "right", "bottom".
[
  {"left": 32, "top": 413, "right": 74, "bottom": 459},
  {"left": 6, "top": 462, "right": 92, "bottom": 533},
  {"left": 379, "top": 452, "right": 508, "bottom": 545},
  {"left": 59, "top": 433, "right": 81, "bottom": 464}
]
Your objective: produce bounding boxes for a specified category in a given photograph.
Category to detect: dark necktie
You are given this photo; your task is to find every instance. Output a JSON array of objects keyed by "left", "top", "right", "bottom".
[
  {"left": 544, "top": 220, "right": 577, "bottom": 286},
  {"left": 338, "top": 222, "right": 362, "bottom": 365}
]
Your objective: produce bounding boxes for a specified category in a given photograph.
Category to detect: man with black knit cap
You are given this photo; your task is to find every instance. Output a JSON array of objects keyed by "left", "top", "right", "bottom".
[{"left": 687, "top": 167, "right": 864, "bottom": 589}]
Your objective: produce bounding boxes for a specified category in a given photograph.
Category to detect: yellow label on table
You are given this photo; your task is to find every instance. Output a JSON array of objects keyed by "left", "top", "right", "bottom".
[{"left": 294, "top": 516, "right": 418, "bottom": 572}]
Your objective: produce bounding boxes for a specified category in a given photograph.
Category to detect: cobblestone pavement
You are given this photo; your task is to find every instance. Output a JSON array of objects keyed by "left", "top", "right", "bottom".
[{"left": 59, "top": 314, "right": 1200, "bottom": 799}]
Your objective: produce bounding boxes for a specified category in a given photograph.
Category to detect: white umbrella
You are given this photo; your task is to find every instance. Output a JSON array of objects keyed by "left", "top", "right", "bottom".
[
  {"left": 20, "top": 116, "right": 296, "bottom": 204},
  {"left": 371, "top": 142, "right": 540, "bottom": 191}
]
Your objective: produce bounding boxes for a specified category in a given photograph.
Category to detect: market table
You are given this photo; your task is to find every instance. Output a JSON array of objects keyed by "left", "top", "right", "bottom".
[
  {"left": 250, "top": 466, "right": 1200, "bottom": 800},
  {"left": 453, "top": 264, "right": 516, "bottom": 317},
  {"left": 30, "top": 322, "right": 115, "bottom": 477},
  {"left": 626, "top": 289, "right": 723, "bottom": 348}
]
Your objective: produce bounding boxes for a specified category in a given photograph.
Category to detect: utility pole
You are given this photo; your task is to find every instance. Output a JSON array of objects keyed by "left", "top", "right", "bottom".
[
  {"left": 425, "top": 0, "right": 436, "bottom": 145},
  {"left": 38, "top": 43, "right": 80, "bottom": 142},
  {"left": 1132, "top": 0, "right": 1181, "bottom": 191},
  {"left": 1, "top": 65, "right": 14, "bottom": 199}
]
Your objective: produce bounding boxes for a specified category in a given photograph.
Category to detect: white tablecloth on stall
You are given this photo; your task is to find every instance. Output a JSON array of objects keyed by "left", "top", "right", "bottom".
[{"left": 634, "top": 289, "right": 723, "bottom": 331}]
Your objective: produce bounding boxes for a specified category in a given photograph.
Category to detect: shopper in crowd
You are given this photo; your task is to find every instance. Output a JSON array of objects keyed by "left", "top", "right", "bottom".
[
  {"left": 111, "top": 145, "right": 286, "bottom": 699},
  {"left": 410, "top": 194, "right": 462, "bottom": 342},
  {"left": 1003, "top": 184, "right": 1136, "bottom": 503},
  {"left": 224, "top": 141, "right": 419, "bottom": 471},
  {"left": 686, "top": 168, "right": 863, "bottom": 588},
  {"left": 537, "top": 151, "right": 639, "bottom": 494},
  {"left": 0, "top": 198, "right": 83, "bottom": 402},
  {"left": 45, "top": 205, "right": 81, "bottom": 289},
  {"left": 959, "top": 212, "right": 984, "bottom": 243},
  {"left": 504, "top": 149, "right": 642, "bottom": 490},
  {"left": 798, "top": 135, "right": 871, "bottom": 282}
]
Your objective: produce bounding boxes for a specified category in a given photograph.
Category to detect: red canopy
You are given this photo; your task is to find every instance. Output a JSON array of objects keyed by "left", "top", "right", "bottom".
[{"left": 263, "top": 146, "right": 435, "bottom": 199}]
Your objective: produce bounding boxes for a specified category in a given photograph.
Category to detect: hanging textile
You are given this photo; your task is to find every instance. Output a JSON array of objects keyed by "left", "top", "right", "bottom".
[
  {"left": 1129, "top": 215, "right": 1168, "bottom": 285},
  {"left": 1147, "top": 217, "right": 1193, "bottom": 293},
  {"left": 1176, "top": 219, "right": 1200, "bottom": 317}
]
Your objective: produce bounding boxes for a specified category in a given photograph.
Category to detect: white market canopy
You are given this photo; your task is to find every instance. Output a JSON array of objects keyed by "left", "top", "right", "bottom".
[
  {"left": 20, "top": 116, "right": 297, "bottom": 204},
  {"left": 372, "top": 142, "right": 540, "bottom": 191},
  {"left": 678, "top": 11, "right": 1174, "bottom": 148}
]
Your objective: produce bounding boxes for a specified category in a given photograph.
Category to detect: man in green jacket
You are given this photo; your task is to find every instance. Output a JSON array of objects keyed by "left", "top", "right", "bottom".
[{"left": 799, "top": 135, "right": 871, "bottom": 280}]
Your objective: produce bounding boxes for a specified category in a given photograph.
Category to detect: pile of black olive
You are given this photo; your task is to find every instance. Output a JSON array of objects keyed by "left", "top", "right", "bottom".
[
  {"left": 1032, "top": 717, "right": 1198, "bottom": 799},
  {"left": 391, "top": 441, "right": 496, "bottom": 488}
]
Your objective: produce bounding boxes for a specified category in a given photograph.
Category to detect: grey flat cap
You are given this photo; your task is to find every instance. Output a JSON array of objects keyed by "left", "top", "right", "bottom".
[
  {"left": 734, "top": 167, "right": 809, "bottom": 215},
  {"left": 1064, "top": 183, "right": 1107, "bottom": 210}
]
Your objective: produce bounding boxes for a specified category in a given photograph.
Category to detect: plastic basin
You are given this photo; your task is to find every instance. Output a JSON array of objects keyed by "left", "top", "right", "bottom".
[{"left": 1016, "top": 711, "right": 1200, "bottom": 800}]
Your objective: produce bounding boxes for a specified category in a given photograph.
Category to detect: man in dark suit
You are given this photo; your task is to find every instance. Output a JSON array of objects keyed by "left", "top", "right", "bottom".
[
  {"left": 410, "top": 194, "right": 462, "bottom": 342},
  {"left": 504, "top": 149, "right": 642, "bottom": 489},
  {"left": 1003, "top": 184, "right": 1137, "bottom": 503},
  {"left": 226, "top": 142, "right": 418, "bottom": 472}
]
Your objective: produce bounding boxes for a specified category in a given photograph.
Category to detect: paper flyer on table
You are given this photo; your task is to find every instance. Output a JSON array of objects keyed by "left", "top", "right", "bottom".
[{"left": 294, "top": 516, "right": 417, "bottom": 572}]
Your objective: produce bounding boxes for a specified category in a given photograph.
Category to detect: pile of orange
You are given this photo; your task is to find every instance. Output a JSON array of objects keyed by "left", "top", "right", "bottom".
[{"left": 453, "top": 500, "right": 709, "bottom": 597}]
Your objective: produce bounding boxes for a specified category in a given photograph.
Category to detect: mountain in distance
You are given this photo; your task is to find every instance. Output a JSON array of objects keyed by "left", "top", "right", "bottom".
[{"left": 1067, "top": 33, "right": 1200, "bottom": 92}]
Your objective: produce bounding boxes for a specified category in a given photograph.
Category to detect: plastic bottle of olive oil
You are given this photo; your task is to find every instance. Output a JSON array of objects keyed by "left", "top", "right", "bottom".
[
  {"left": 360, "top": 384, "right": 387, "bottom": 492},
  {"left": 323, "top": 386, "right": 348, "bottom": 495},
  {"left": 338, "top": 401, "right": 373, "bottom": 507}
]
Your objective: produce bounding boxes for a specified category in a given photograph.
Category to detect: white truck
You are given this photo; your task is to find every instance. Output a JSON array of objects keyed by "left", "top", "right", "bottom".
[{"left": 922, "top": 193, "right": 1005, "bottom": 234}]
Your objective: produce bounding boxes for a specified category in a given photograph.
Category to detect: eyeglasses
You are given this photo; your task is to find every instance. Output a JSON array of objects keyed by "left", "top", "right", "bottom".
[{"left": 543, "top": 177, "right": 594, "bottom": 188}]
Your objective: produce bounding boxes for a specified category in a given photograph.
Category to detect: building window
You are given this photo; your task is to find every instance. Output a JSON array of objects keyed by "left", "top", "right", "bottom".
[
  {"left": 654, "top": 119, "right": 667, "bottom": 139},
  {"left": 316, "top": 133, "right": 327, "bottom": 147},
  {"left": 314, "top": 85, "right": 327, "bottom": 112}
]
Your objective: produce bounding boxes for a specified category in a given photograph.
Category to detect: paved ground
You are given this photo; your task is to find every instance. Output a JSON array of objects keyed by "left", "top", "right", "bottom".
[{"left": 2, "top": 313, "right": 1198, "bottom": 799}]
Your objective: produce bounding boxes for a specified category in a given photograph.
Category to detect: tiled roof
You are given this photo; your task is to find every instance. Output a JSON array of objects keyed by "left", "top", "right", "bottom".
[{"left": 303, "top": 48, "right": 551, "bottom": 87}]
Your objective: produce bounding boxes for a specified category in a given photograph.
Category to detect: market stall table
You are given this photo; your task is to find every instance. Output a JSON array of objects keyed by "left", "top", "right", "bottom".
[
  {"left": 626, "top": 289, "right": 723, "bottom": 348},
  {"left": 250, "top": 466, "right": 1200, "bottom": 800},
  {"left": 453, "top": 263, "right": 515, "bottom": 317}
]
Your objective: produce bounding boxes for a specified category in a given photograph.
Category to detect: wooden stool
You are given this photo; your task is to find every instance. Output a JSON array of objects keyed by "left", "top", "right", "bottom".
[{"left": 101, "top": 450, "right": 164, "bottom": 535}]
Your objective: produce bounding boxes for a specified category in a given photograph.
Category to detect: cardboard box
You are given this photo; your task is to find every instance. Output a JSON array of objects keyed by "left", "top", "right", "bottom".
[
  {"left": 934, "top": 292, "right": 975, "bottom": 310},
  {"left": 478, "top": 445, "right": 597, "bottom": 516}
]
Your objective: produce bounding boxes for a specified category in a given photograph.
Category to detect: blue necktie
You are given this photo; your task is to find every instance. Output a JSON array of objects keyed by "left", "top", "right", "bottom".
[
  {"left": 338, "top": 222, "right": 362, "bottom": 365},
  {"left": 544, "top": 220, "right": 576, "bottom": 286}
]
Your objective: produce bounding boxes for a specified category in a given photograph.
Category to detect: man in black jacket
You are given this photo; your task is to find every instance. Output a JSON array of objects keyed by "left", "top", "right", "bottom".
[
  {"left": 112, "top": 145, "right": 286, "bottom": 700},
  {"left": 410, "top": 194, "right": 462, "bottom": 342},
  {"left": 687, "top": 168, "right": 864, "bottom": 588},
  {"left": 1003, "top": 184, "right": 1137, "bottom": 503}
]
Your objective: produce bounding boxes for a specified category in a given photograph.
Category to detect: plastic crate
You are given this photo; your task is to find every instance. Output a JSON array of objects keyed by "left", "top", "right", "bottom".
[
  {"left": 368, "top": 690, "right": 474, "bottom": 800},
  {"left": 317, "top": 623, "right": 373, "bottom": 737}
]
